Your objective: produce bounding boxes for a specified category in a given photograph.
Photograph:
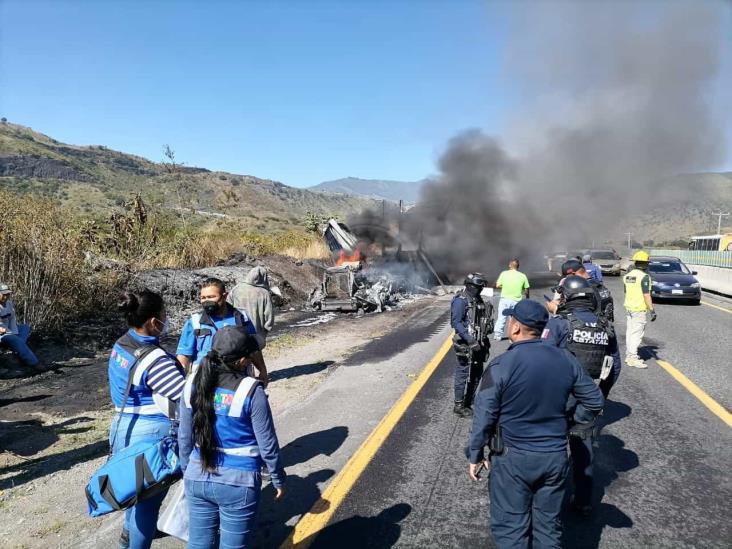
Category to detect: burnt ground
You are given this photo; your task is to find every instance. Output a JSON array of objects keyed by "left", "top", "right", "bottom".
[{"left": 0, "top": 288, "right": 436, "bottom": 549}]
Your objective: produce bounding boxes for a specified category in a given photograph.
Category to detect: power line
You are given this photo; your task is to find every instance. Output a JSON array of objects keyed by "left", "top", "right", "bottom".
[{"left": 711, "top": 211, "right": 729, "bottom": 235}]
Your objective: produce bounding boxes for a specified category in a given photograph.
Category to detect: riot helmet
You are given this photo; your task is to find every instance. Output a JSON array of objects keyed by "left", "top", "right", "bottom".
[
  {"left": 463, "top": 272, "right": 487, "bottom": 298},
  {"left": 562, "top": 275, "right": 596, "bottom": 310}
]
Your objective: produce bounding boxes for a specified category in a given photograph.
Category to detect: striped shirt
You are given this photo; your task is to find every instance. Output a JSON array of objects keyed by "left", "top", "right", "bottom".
[{"left": 146, "top": 355, "right": 186, "bottom": 401}]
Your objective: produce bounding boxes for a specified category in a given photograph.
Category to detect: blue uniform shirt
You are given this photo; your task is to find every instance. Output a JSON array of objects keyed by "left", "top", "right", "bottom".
[
  {"left": 542, "top": 309, "right": 620, "bottom": 366},
  {"left": 583, "top": 262, "right": 603, "bottom": 283},
  {"left": 451, "top": 293, "right": 476, "bottom": 343},
  {"left": 176, "top": 304, "right": 257, "bottom": 366},
  {"left": 467, "top": 339, "right": 604, "bottom": 462}
]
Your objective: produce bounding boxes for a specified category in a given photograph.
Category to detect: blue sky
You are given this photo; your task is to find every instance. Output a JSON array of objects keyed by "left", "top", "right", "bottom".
[{"left": 1, "top": 1, "right": 730, "bottom": 187}]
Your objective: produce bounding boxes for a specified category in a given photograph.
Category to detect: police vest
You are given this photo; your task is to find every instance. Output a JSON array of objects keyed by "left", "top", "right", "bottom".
[
  {"left": 452, "top": 292, "right": 494, "bottom": 344},
  {"left": 623, "top": 269, "right": 650, "bottom": 312},
  {"left": 190, "top": 308, "right": 248, "bottom": 367},
  {"left": 564, "top": 312, "right": 610, "bottom": 379},
  {"left": 183, "top": 376, "right": 262, "bottom": 471},
  {"left": 109, "top": 332, "right": 178, "bottom": 418}
]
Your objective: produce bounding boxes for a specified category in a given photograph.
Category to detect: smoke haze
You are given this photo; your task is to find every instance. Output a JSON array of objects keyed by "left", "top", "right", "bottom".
[{"left": 385, "top": 0, "right": 731, "bottom": 278}]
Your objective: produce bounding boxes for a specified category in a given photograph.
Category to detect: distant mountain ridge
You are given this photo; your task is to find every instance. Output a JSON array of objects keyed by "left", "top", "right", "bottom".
[
  {"left": 0, "top": 122, "right": 378, "bottom": 232},
  {"left": 310, "top": 176, "right": 425, "bottom": 204}
]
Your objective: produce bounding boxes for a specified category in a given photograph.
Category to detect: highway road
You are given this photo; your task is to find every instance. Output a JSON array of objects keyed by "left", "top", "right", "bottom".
[{"left": 269, "top": 275, "right": 732, "bottom": 549}]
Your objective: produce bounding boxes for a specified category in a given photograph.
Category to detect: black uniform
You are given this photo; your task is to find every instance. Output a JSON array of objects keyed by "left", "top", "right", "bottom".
[{"left": 450, "top": 290, "right": 493, "bottom": 410}]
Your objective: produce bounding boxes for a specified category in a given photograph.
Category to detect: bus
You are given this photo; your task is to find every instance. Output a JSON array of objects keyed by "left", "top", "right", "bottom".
[{"left": 688, "top": 234, "right": 732, "bottom": 252}]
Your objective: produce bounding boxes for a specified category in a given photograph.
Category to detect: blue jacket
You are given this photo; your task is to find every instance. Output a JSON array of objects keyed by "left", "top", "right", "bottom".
[
  {"left": 466, "top": 339, "right": 604, "bottom": 462},
  {"left": 451, "top": 293, "right": 478, "bottom": 344},
  {"left": 542, "top": 308, "right": 620, "bottom": 366},
  {"left": 583, "top": 262, "right": 603, "bottom": 283}
]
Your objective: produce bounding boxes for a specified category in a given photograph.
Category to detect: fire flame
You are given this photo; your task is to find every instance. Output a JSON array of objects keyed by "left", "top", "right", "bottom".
[{"left": 335, "top": 249, "right": 363, "bottom": 266}]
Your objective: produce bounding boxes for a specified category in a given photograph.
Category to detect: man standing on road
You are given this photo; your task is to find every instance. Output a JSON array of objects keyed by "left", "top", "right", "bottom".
[
  {"left": 493, "top": 259, "right": 530, "bottom": 341},
  {"left": 466, "top": 299, "right": 604, "bottom": 549},
  {"left": 450, "top": 273, "right": 494, "bottom": 418},
  {"left": 582, "top": 254, "right": 603, "bottom": 283},
  {"left": 623, "top": 251, "right": 656, "bottom": 369},
  {"left": 177, "top": 278, "right": 267, "bottom": 381},
  {"left": 548, "top": 260, "right": 614, "bottom": 322},
  {"left": 228, "top": 266, "right": 275, "bottom": 350},
  {"left": 542, "top": 275, "right": 619, "bottom": 517},
  {"left": 0, "top": 284, "right": 44, "bottom": 376}
]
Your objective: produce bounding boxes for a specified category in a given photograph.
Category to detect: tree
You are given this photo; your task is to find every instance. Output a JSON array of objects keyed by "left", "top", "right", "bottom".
[{"left": 162, "top": 144, "right": 178, "bottom": 174}]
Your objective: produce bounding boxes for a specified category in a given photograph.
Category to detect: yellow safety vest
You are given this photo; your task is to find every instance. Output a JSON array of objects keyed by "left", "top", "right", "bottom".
[{"left": 623, "top": 269, "right": 651, "bottom": 312}]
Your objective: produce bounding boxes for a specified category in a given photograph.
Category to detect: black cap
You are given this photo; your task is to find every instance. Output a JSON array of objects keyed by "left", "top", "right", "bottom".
[
  {"left": 211, "top": 326, "right": 260, "bottom": 361},
  {"left": 502, "top": 299, "right": 549, "bottom": 331},
  {"left": 561, "top": 259, "right": 583, "bottom": 276}
]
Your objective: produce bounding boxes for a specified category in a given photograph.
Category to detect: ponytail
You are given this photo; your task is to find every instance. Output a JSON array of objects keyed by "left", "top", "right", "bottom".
[
  {"left": 192, "top": 351, "right": 222, "bottom": 471},
  {"left": 191, "top": 350, "right": 241, "bottom": 472}
]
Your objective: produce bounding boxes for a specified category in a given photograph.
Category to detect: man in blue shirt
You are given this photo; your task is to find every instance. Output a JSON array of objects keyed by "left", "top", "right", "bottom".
[
  {"left": 582, "top": 254, "right": 603, "bottom": 283},
  {"left": 450, "top": 273, "right": 493, "bottom": 418},
  {"left": 466, "top": 299, "right": 604, "bottom": 549},
  {"left": 176, "top": 278, "right": 266, "bottom": 380}
]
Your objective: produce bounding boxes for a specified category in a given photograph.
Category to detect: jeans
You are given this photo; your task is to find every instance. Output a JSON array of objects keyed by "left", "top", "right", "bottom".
[
  {"left": 109, "top": 413, "right": 172, "bottom": 549},
  {"left": 0, "top": 324, "right": 39, "bottom": 366},
  {"left": 493, "top": 298, "right": 518, "bottom": 339},
  {"left": 625, "top": 311, "right": 647, "bottom": 361},
  {"left": 489, "top": 447, "right": 569, "bottom": 549},
  {"left": 185, "top": 479, "right": 261, "bottom": 549}
]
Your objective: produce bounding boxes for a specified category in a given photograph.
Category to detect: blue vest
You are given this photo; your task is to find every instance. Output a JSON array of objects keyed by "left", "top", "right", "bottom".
[
  {"left": 183, "top": 375, "right": 262, "bottom": 471},
  {"left": 108, "top": 330, "right": 176, "bottom": 419},
  {"left": 190, "top": 306, "right": 251, "bottom": 367}
]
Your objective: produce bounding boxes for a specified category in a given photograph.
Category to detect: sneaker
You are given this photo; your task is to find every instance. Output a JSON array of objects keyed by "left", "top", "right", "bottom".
[
  {"left": 628, "top": 359, "right": 648, "bottom": 369},
  {"left": 0, "top": 367, "right": 27, "bottom": 379}
]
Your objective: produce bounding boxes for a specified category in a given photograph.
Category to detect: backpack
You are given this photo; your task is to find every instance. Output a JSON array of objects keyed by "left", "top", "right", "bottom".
[
  {"left": 85, "top": 346, "right": 182, "bottom": 517},
  {"left": 565, "top": 312, "right": 610, "bottom": 379}
]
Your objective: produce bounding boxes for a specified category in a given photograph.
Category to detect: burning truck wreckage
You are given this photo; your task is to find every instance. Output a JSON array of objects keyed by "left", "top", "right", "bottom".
[{"left": 307, "top": 219, "right": 448, "bottom": 314}]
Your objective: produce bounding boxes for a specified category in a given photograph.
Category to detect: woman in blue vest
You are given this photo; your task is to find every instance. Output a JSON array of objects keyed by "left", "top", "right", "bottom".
[
  {"left": 109, "top": 290, "right": 186, "bottom": 549},
  {"left": 179, "top": 325, "right": 286, "bottom": 549}
]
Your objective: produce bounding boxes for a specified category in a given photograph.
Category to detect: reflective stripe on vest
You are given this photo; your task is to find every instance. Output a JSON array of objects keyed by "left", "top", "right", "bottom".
[
  {"left": 215, "top": 446, "right": 260, "bottom": 457},
  {"left": 623, "top": 269, "right": 649, "bottom": 312},
  {"left": 121, "top": 348, "right": 177, "bottom": 418},
  {"left": 188, "top": 377, "right": 262, "bottom": 458}
]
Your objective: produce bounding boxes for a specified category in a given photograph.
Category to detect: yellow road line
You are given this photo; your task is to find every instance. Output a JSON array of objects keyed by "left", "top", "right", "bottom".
[
  {"left": 656, "top": 359, "right": 732, "bottom": 428},
  {"left": 701, "top": 300, "right": 732, "bottom": 315},
  {"left": 280, "top": 334, "right": 455, "bottom": 549}
]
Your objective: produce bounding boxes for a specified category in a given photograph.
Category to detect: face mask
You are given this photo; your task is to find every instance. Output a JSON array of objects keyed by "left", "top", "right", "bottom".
[
  {"left": 202, "top": 300, "right": 219, "bottom": 315},
  {"left": 465, "top": 285, "right": 481, "bottom": 298},
  {"left": 154, "top": 317, "right": 169, "bottom": 336}
]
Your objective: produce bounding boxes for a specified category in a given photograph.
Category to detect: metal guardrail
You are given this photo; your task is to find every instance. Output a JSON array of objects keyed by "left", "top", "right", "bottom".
[{"left": 647, "top": 249, "right": 732, "bottom": 269}]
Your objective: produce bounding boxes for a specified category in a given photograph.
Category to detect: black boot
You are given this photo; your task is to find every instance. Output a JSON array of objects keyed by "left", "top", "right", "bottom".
[{"left": 453, "top": 401, "right": 473, "bottom": 418}]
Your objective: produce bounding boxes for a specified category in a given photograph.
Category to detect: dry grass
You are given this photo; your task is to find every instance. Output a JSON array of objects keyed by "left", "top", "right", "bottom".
[{"left": 281, "top": 239, "right": 331, "bottom": 260}]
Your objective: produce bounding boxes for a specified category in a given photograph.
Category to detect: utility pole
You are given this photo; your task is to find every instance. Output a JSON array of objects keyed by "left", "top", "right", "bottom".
[
  {"left": 625, "top": 232, "right": 632, "bottom": 250},
  {"left": 711, "top": 211, "right": 729, "bottom": 235}
]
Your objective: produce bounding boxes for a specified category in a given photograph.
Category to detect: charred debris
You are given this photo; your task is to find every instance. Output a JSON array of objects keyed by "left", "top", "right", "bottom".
[{"left": 308, "top": 219, "right": 446, "bottom": 313}]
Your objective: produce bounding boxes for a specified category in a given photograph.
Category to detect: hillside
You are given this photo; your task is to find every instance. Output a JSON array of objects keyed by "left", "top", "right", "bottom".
[
  {"left": 0, "top": 122, "right": 377, "bottom": 232},
  {"left": 625, "top": 172, "right": 732, "bottom": 244},
  {"left": 310, "top": 176, "right": 425, "bottom": 204}
]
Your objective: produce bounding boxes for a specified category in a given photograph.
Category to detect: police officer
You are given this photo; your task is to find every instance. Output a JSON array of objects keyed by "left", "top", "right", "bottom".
[
  {"left": 623, "top": 251, "right": 656, "bottom": 369},
  {"left": 542, "top": 275, "right": 620, "bottom": 517},
  {"left": 467, "top": 300, "right": 604, "bottom": 548},
  {"left": 176, "top": 278, "right": 267, "bottom": 380},
  {"left": 450, "top": 273, "right": 494, "bottom": 418},
  {"left": 582, "top": 253, "right": 603, "bottom": 283},
  {"left": 548, "top": 260, "right": 614, "bottom": 323}
]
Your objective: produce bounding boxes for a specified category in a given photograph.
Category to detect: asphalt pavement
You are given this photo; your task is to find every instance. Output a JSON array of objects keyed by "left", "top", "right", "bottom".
[{"left": 303, "top": 274, "right": 732, "bottom": 549}]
